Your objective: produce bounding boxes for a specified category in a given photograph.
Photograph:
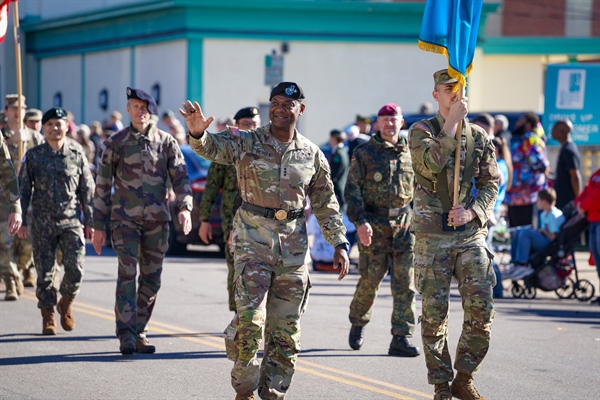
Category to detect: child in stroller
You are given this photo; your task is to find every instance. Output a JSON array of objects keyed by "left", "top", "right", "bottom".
[{"left": 503, "top": 188, "right": 565, "bottom": 280}]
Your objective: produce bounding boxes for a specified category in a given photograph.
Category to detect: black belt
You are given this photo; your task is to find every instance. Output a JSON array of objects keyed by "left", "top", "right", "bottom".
[
  {"left": 365, "top": 204, "right": 411, "bottom": 218},
  {"left": 241, "top": 201, "right": 304, "bottom": 221}
]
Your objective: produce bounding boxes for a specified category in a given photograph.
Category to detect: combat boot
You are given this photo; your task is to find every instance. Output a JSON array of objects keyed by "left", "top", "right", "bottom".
[
  {"left": 450, "top": 372, "right": 485, "bottom": 400},
  {"left": 433, "top": 382, "right": 452, "bottom": 400},
  {"left": 23, "top": 267, "right": 36, "bottom": 287},
  {"left": 56, "top": 297, "right": 75, "bottom": 331},
  {"left": 234, "top": 392, "right": 254, "bottom": 400},
  {"left": 119, "top": 336, "right": 136, "bottom": 355},
  {"left": 41, "top": 307, "right": 57, "bottom": 335},
  {"left": 4, "top": 277, "right": 18, "bottom": 301},
  {"left": 135, "top": 336, "right": 156, "bottom": 354},
  {"left": 349, "top": 325, "right": 364, "bottom": 350},
  {"left": 388, "top": 335, "right": 420, "bottom": 357}
]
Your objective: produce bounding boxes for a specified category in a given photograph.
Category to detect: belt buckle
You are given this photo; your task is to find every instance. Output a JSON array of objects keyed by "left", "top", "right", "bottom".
[
  {"left": 274, "top": 209, "right": 288, "bottom": 220},
  {"left": 389, "top": 208, "right": 400, "bottom": 217}
]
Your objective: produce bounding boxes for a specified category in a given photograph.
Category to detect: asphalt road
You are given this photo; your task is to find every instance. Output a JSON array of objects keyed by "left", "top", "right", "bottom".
[{"left": 1, "top": 247, "right": 599, "bottom": 400}]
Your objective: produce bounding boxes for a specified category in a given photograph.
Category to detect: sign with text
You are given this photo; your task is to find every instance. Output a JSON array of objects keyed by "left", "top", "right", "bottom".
[
  {"left": 545, "top": 64, "right": 600, "bottom": 146},
  {"left": 265, "top": 53, "right": 284, "bottom": 86}
]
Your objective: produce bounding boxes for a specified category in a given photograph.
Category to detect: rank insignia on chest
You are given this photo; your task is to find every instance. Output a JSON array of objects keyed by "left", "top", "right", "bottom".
[{"left": 374, "top": 172, "right": 383, "bottom": 182}]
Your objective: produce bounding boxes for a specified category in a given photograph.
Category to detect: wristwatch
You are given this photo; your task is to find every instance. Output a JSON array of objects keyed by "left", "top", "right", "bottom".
[{"left": 336, "top": 242, "right": 350, "bottom": 252}]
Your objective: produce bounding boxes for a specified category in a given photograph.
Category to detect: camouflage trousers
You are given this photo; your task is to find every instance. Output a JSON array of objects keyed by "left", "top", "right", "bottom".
[
  {"left": 110, "top": 220, "right": 169, "bottom": 340},
  {"left": 230, "top": 261, "right": 311, "bottom": 399},
  {"left": 223, "top": 216, "right": 236, "bottom": 312},
  {"left": 413, "top": 232, "right": 495, "bottom": 384},
  {"left": 31, "top": 219, "right": 85, "bottom": 308},
  {"left": 0, "top": 217, "right": 19, "bottom": 279},
  {"left": 349, "top": 248, "right": 416, "bottom": 336},
  {"left": 13, "top": 235, "right": 34, "bottom": 271}
]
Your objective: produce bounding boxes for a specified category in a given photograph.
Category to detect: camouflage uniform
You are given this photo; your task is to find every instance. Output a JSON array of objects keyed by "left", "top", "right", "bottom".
[
  {"left": 190, "top": 124, "right": 347, "bottom": 399},
  {"left": 19, "top": 141, "right": 95, "bottom": 308},
  {"left": 345, "top": 133, "right": 416, "bottom": 336},
  {"left": 197, "top": 161, "right": 241, "bottom": 312},
  {"left": 1, "top": 127, "right": 43, "bottom": 284},
  {"left": 93, "top": 123, "right": 192, "bottom": 342},
  {"left": 408, "top": 113, "right": 499, "bottom": 384}
]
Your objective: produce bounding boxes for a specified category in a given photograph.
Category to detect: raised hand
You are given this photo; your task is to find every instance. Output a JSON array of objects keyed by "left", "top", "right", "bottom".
[{"left": 179, "top": 100, "right": 215, "bottom": 137}]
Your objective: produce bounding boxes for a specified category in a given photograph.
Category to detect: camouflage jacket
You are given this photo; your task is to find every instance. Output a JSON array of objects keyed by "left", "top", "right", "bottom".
[
  {"left": 198, "top": 162, "right": 240, "bottom": 225},
  {"left": 189, "top": 124, "right": 347, "bottom": 268},
  {"left": 93, "top": 123, "right": 192, "bottom": 229},
  {"left": 345, "top": 132, "right": 414, "bottom": 252},
  {"left": 0, "top": 135, "right": 21, "bottom": 215},
  {"left": 1, "top": 127, "right": 43, "bottom": 218},
  {"left": 408, "top": 113, "right": 499, "bottom": 236},
  {"left": 19, "top": 141, "right": 95, "bottom": 227}
]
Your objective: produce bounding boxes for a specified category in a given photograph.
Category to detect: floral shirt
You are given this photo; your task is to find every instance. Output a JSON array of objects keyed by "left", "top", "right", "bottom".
[{"left": 505, "top": 131, "right": 548, "bottom": 206}]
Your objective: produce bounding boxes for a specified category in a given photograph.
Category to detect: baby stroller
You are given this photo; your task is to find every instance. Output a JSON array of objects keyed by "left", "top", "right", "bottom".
[{"left": 508, "top": 203, "right": 595, "bottom": 301}]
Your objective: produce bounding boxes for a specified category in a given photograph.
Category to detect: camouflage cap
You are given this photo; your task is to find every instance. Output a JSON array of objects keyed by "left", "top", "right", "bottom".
[
  {"left": 433, "top": 69, "right": 458, "bottom": 86},
  {"left": 24, "top": 108, "right": 43, "bottom": 121},
  {"left": 5, "top": 94, "right": 27, "bottom": 108}
]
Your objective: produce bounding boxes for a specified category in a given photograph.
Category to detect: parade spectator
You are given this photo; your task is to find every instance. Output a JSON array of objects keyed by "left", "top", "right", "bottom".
[
  {"left": 345, "top": 124, "right": 369, "bottom": 160},
  {"left": 18, "top": 107, "right": 95, "bottom": 335},
  {"left": 345, "top": 103, "right": 418, "bottom": 357},
  {"left": 574, "top": 169, "right": 600, "bottom": 305},
  {"left": 92, "top": 87, "right": 193, "bottom": 355},
  {"left": 551, "top": 120, "right": 582, "bottom": 210},
  {"left": 76, "top": 124, "right": 97, "bottom": 167},
  {"left": 161, "top": 110, "right": 187, "bottom": 145},
  {"left": 493, "top": 114, "right": 512, "bottom": 144},
  {"left": 181, "top": 81, "right": 349, "bottom": 399},
  {"left": 503, "top": 188, "right": 565, "bottom": 280},
  {"left": 107, "top": 110, "right": 124, "bottom": 132},
  {"left": 505, "top": 112, "right": 549, "bottom": 228}
]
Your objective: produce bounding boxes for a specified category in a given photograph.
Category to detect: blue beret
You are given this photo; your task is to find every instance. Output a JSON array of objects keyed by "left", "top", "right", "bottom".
[
  {"left": 234, "top": 107, "right": 259, "bottom": 121},
  {"left": 269, "top": 82, "right": 305, "bottom": 101},
  {"left": 42, "top": 107, "right": 69, "bottom": 125},
  {"left": 126, "top": 87, "right": 158, "bottom": 115}
]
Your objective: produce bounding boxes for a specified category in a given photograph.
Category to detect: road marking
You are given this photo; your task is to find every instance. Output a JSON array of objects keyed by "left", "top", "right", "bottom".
[{"left": 19, "top": 293, "right": 432, "bottom": 399}]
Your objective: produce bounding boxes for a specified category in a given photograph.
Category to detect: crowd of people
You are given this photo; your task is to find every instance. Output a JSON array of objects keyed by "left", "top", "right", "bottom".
[{"left": 1, "top": 70, "right": 598, "bottom": 400}]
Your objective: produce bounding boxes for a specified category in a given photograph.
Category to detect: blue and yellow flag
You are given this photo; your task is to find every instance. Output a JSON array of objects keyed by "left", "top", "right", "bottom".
[{"left": 418, "top": 0, "right": 483, "bottom": 88}]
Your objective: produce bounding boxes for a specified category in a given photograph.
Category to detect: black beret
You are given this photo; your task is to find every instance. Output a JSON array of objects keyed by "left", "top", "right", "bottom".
[
  {"left": 126, "top": 87, "right": 158, "bottom": 115},
  {"left": 234, "top": 107, "right": 259, "bottom": 121},
  {"left": 42, "top": 107, "right": 69, "bottom": 125},
  {"left": 269, "top": 82, "right": 305, "bottom": 101}
]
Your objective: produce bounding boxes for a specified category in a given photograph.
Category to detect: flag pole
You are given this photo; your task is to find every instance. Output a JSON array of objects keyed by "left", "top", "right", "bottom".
[
  {"left": 452, "top": 82, "right": 464, "bottom": 206},
  {"left": 12, "top": 0, "right": 24, "bottom": 163}
]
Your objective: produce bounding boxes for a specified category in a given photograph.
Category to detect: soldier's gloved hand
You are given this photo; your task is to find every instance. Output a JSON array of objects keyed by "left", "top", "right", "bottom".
[
  {"left": 8, "top": 213, "right": 22, "bottom": 236},
  {"left": 199, "top": 221, "right": 212, "bottom": 244},
  {"left": 179, "top": 101, "right": 214, "bottom": 137},
  {"left": 93, "top": 230, "right": 105, "bottom": 255},
  {"left": 357, "top": 223, "right": 373, "bottom": 247},
  {"left": 179, "top": 210, "right": 192, "bottom": 235}
]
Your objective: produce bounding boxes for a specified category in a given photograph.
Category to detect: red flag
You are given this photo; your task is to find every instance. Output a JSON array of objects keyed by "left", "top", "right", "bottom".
[{"left": 0, "top": 0, "right": 16, "bottom": 43}]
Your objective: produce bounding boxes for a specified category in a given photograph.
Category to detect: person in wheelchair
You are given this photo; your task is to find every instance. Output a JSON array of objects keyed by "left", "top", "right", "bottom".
[{"left": 504, "top": 188, "right": 565, "bottom": 280}]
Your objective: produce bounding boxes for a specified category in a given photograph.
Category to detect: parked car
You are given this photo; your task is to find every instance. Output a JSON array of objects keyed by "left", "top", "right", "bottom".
[{"left": 167, "top": 145, "right": 224, "bottom": 255}]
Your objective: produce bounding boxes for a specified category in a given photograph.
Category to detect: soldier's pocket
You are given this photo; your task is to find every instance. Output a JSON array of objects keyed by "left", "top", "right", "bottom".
[{"left": 413, "top": 253, "right": 435, "bottom": 295}]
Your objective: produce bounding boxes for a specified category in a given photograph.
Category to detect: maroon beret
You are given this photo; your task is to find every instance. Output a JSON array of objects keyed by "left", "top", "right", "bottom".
[{"left": 377, "top": 103, "right": 401, "bottom": 116}]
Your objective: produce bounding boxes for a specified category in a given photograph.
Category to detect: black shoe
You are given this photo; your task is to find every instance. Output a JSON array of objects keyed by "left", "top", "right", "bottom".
[
  {"left": 349, "top": 325, "right": 364, "bottom": 350},
  {"left": 119, "top": 337, "right": 135, "bottom": 355},
  {"left": 388, "top": 335, "right": 420, "bottom": 357}
]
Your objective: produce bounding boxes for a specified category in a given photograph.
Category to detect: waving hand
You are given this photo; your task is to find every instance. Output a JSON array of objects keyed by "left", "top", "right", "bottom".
[{"left": 179, "top": 101, "right": 215, "bottom": 137}]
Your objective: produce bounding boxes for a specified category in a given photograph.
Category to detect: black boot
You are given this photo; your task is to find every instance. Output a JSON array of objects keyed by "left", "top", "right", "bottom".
[
  {"left": 388, "top": 335, "right": 420, "bottom": 357},
  {"left": 349, "top": 325, "right": 364, "bottom": 350}
]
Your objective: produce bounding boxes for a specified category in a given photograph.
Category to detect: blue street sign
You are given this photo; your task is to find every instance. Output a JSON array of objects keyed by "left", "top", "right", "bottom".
[{"left": 545, "top": 64, "right": 600, "bottom": 146}]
